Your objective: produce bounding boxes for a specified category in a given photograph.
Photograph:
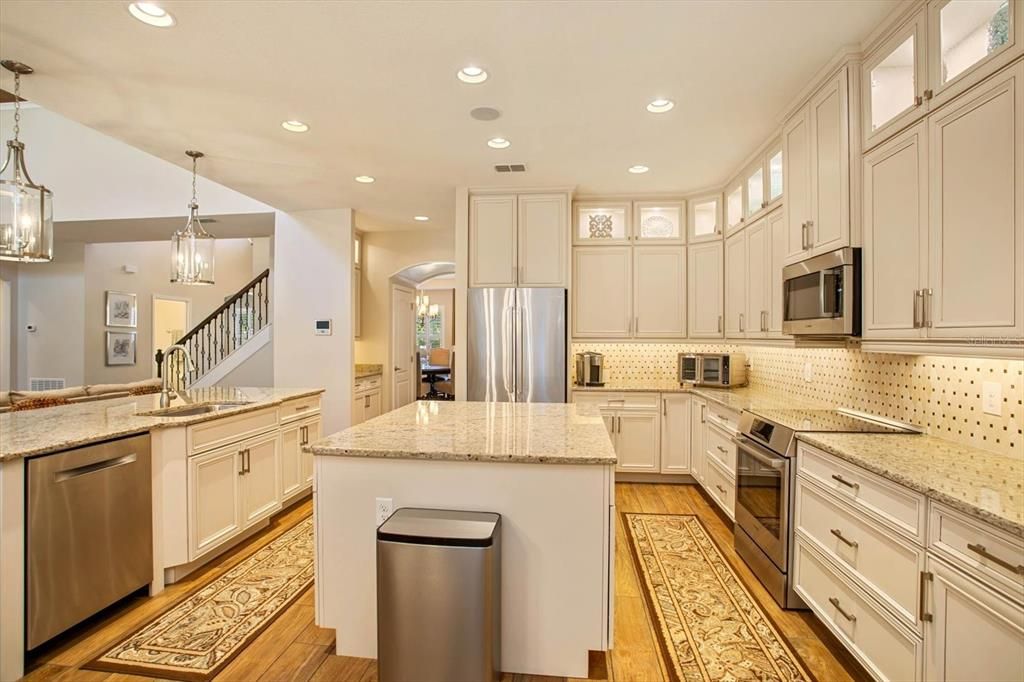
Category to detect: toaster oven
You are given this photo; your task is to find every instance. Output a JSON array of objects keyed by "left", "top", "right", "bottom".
[{"left": 678, "top": 353, "right": 747, "bottom": 387}]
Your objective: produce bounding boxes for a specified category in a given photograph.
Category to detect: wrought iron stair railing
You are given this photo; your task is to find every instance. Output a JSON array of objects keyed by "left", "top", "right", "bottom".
[{"left": 156, "top": 268, "right": 270, "bottom": 390}]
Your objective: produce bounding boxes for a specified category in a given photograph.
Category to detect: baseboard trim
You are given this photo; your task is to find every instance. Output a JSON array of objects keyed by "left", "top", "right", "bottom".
[{"left": 615, "top": 472, "right": 695, "bottom": 484}]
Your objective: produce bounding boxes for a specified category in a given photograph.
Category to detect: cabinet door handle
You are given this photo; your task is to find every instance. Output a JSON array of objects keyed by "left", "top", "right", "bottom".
[
  {"left": 800, "top": 222, "right": 808, "bottom": 250},
  {"left": 635, "top": 316, "right": 639, "bottom": 334},
  {"left": 739, "top": 313, "right": 744, "bottom": 332},
  {"left": 831, "top": 473, "right": 859, "bottom": 490},
  {"left": 830, "top": 528, "right": 858, "bottom": 548},
  {"left": 913, "top": 289, "right": 923, "bottom": 328},
  {"left": 700, "top": 404, "right": 706, "bottom": 423},
  {"left": 717, "top": 315, "right": 723, "bottom": 334},
  {"left": 828, "top": 597, "right": 857, "bottom": 623},
  {"left": 923, "top": 89, "right": 933, "bottom": 101},
  {"left": 761, "top": 310, "right": 767, "bottom": 332},
  {"left": 967, "top": 543, "right": 1024, "bottom": 575},
  {"left": 915, "top": 94, "right": 924, "bottom": 106},
  {"left": 923, "top": 288, "right": 933, "bottom": 328},
  {"left": 716, "top": 445, "right": 728, "bottom": 454},
  {"left": 238, "top": 451, "right": 245, "bottom": 476},
  {"left": 662, "top": 398, "right": 667, "bottom": 416},
  {"left": 806, "top": 220, "right": 814, "bottom": 248},
  {"left": 919, "top": 571, "right": 934, "bottom": 622}
]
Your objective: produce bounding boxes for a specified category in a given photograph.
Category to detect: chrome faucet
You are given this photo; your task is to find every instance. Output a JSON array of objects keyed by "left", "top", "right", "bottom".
[{"left": 161, "top": 344, "right": 196, "bottom": 407}]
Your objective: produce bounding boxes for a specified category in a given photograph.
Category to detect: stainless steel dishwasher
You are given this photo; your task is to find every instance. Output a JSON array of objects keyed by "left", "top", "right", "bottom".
[{"left": 27, "top": 433, "right": 153, "bottom": 649}]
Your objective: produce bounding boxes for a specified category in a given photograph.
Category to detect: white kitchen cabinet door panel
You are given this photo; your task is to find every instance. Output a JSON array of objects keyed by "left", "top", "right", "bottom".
[
  {"left": 688, "top": 194, "right": 722, "bottom": 243},
  {"left": 573, "top": 247, "right": 632, "bottom": 338},
  {"left": 189, "top": 445, "right": 243, "bottom": 560},
  {"left": 241, "top": 433, "right": 282, "bottom": 529},
  {"left": 518, "top": 193, "right": 568, "bottom": 287},
  {"left": 688, "top": 241, "right": 724, "bottom": 338},
  {"left": 470, "top": 195, "right": 517, "bottom": 287},
  {"left": 927, "top": 61, "right": 1023, "bottom": 338},
  {"left": 615, "top": 412, "right": 660, "bottom": 473},
  {"left": 725, "top": 180, "right": 745, "bottom": 234},
  {"left": 301, "top": 417, "right": 321, "bottom": 486},
  {"left": 767, "top": 208, "right": 787, "bottom": 336},
  {"left": 784, "top": 109, "right": 813, "bottom": 263},
  {"left": 809, "top": 67, "right": 851, "bottom": 257},
  {"left": 660, "top": 395, "right": 691, "bottom": 474},
  {"left": 725, "top": 232, "right": 747, "bottom": 337},
  {"left": 925, "top": 555, "right": 1024, "bottom": 682},
  {"left": 745, "top": 218, "right": 770, "bottom": 338},
  {"left": 280, "top": 422, "right": 303, "bottom": 499},
  {"left": 633, "top": 246, "right": 686, "bottom": 338},
  {"left": 863, "top": 121, "right": 929, "bottom": 339},
  {"left": 690, "top": 397, "right": 707, "bottom": 484}
]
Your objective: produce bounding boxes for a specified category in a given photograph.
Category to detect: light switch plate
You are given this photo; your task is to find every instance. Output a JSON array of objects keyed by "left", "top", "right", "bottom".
[
  {"left": 803, "top": 362, "right": 814, "bottom": 383},
  {"left": 982, "top": 381, "right": 1002, "bottom": 416}
]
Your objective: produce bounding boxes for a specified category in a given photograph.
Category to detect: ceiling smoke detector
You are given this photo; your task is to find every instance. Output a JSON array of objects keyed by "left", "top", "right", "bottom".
[{"left": 494, "top": 164, "right": 527, "bottom": 173}]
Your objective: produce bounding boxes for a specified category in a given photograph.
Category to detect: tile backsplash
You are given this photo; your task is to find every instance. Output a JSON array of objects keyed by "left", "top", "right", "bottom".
[{"left": 570, "top": 343, "right": 1023, "bottom": 459}]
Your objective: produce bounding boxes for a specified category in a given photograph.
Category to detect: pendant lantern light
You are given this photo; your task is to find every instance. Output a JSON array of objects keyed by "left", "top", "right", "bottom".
[
  {"left": 170, "top": 150, "right": 215, "bottom": 285},
  {"left": 0, "top": 60, "right": 53, "bottom": 263}
]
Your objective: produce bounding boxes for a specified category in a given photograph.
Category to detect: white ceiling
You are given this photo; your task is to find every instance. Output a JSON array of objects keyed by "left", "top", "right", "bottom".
[
  {"left": 0, "top": 0, "right": 899, "bottom": 232},
  {"left": 55, "top": 212, "right": 275, "bottom": 243}
]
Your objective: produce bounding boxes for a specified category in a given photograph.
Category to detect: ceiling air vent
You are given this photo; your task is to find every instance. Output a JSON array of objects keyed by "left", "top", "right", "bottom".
[{"left": 494, "top": 164, "right": 527, "bottom": 173}]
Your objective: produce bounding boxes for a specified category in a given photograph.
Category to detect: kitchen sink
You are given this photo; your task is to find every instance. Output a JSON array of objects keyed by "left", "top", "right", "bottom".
[{"left": 138, "top": 401, "right": 253, "bottom": 418}]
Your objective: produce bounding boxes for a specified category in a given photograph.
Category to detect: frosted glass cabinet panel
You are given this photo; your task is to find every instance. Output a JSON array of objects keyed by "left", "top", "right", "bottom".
[
  {"left": 870, "top": 35, "right": 918, "bottom": 132},
  {"left": 574, "top": 202, "right": 631, "bottom": 245},
  {"left": 688, "top": 195, "right": 722, "bottom": 243},
  {"left": 938, "top": 0, "right": 1012, "bottom": 84},
  {"left": 862, "top": 10, "right": 928, "bottom": 150},
  {"left": 725, "top": 182, "right": 744, "bottom": 232},
  {"left": 746, "top": 165, "right": 764, "bottom": 218},
  {"left": 768, "top": 145, "right": 784, "bottom": 203},
  {"left": 634, "top": 201, "right": 685, "bottom": 243}
]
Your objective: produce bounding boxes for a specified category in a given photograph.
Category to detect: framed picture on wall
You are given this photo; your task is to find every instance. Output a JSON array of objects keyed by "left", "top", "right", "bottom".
[
  {"left": 106, "top": 331, "right": 137, "bottom": 366},
  {"left": 106, "top": 291, "right": 138, "bottom": 328}
]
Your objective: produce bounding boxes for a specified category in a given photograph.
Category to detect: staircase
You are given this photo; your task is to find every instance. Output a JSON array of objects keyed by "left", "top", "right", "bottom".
[{"left": 156, "top": 268, "right": 271, "bottom": 390}]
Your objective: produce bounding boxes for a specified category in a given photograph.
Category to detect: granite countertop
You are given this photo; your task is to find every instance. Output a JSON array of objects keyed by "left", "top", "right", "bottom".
[
  {"left": 572, "top": 381, "right": 816, "bottom": 414},
  {"left": 308, "top": 400, "right": 616, "bottom": 465},
  {"left": 798, "top": 432, "right": 1024, "bottom": 536},
  {"left": 355, "top": 364, "right": 383, "bottom": 380},
  {"left": 0, "top": 386, "right": 325, "bottom": 461}
]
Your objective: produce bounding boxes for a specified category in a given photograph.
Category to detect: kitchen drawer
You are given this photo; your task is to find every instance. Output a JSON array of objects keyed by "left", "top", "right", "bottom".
[
  {"left": 928, "top": 502, "right": 1024, "bottom": 601},
  {"left": 572, "top": 391, "right": 660, "bottom": 410},
  {"left": 795, "top": 478, "right": 925, "bottom": 629},
  {"left": 354, "top": 376, "right": 382, "bottom": 394},
  {"left": 704, "top": 457, "right": 735, "bottom": 521},
  {"left": 706, "top": 404, "right": 741, "bottom": 434},
  {"left": 794, "top": 539, "right": 923, "bottom": 682},
  {"left": 797, "top": 443, "right": 927, "bottom": 542},
  {"left": 705, "top": 422, "right": 736, "bottom": 473},
  {"left": 281, "top": 395, "right": 322, "bottom": 423},
  {"left": 189, "top": 406, "right": 279, "bottom": 455}
]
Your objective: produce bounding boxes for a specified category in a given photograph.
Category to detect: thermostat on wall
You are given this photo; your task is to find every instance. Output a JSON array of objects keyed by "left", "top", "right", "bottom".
[{"left": 314, "top": 319, "right": 332, "bottom": 336}]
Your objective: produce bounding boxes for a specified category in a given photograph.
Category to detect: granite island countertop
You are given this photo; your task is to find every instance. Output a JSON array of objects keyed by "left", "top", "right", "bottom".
[
  {"left": 797, "top": 432, "right": 1024, "bottom": 537},
  {"left": 0, "top": 386, "right": 325, "bottom": 461},
  {"left": 308, "top": 400, "right": 616, "bottom": 465},
  {"left": 355, "top": 364, "right": 383, "bottom": 380}
]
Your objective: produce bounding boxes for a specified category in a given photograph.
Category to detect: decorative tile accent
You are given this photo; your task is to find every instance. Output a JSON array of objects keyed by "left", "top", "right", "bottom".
[{"left": 571, "top": 343, "right": 1023, "bottom": 458}]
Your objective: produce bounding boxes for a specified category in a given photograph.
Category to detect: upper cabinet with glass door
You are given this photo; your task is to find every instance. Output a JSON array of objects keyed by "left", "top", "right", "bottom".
[
  {"left": 741, "top": 138, "right": 784, "bottom": 222},
  {"left": 725, "top": 178, "right": 745, "bottom": 234},
  {"left": 687, "top": 193, "right": 722, "bottom": 243},
  {"left": 633, "top": 201, "right": 685, "bottom": 244},
  {"left": 574, "top": 201, "right": 632, "bottom": 245},
  {"left": 863, "top": 0, "right": 1021, "bottom": 150}
]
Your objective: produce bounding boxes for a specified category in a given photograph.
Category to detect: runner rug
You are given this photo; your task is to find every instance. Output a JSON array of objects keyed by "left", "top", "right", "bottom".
[
  {"left": 623, "top": 513, "right": 814, "bottom": 682},
  {"left": 86, "top": 516, "right": 314, "bottom": 681}
]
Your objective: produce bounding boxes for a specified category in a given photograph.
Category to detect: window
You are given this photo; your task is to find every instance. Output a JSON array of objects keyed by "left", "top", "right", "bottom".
[{"left": 417, "top": 305, "right": 445, "bottom": 351}]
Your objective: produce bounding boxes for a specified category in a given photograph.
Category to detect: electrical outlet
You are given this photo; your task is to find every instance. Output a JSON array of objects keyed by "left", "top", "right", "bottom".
[
  {"left": 982, "top": 381, "right": 1002, "bottom": 416},
  {"left": 375, "top": 497, "right": 394, "bottom": 527},
  {"left": 802, "top": 362, "right": 814, "bottom": 383}
]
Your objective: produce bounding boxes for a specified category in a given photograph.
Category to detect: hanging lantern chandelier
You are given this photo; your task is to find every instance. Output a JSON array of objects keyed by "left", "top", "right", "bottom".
[
  {"left": 0, "top": 60, "right": 53, "bottom": 263},
  {"left": 170, "top": 150, "right": 215, "bottom": 285}
]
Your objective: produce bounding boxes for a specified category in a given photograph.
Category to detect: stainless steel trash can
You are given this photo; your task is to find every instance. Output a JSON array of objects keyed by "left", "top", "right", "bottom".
[{"left": 377, "top": 508, "right": 501, "bottom": 682}]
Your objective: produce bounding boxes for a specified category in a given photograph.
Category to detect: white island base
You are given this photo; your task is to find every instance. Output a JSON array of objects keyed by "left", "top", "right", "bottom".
[{"left": 314, "top": 455, "right": 614, "bottom": 678}]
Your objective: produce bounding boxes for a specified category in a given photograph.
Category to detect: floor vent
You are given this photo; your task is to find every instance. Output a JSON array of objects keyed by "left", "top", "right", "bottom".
[
  {"left": 494, "top": 164, "right": 527, "bottom": 173},
  {"left": 30, "top": 377, "right": 66, "bottom": 391}
]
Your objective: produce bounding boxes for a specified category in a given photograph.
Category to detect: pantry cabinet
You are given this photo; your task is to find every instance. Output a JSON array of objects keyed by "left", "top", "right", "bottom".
[
  {"left": 660, "top": 394, "right": 691, "bottom": 474},
  {"left": 573, "top": 246, "right": 632, "bottom": 338},
  {"left": 633, "top": 246, "right": 686, "bottom": 338},
  {"left": 470, "top": 192, "right": 569, "bottom": 287},
  {"left": 688, "top": 241, "right": 724, "bottom": 338}
]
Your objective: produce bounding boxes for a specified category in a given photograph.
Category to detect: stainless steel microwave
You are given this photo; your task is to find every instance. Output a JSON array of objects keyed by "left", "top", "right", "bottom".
[
  {"left": 782, "top": 247, "right": 861, "bottom": 336},
  {"left": 678, "top": 353, "right": 747, "bottom": 387}
]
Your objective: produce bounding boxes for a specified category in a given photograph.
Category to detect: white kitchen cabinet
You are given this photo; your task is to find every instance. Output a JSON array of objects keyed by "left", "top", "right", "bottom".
[
  {"left": 863, "top": 8, "right": 929, "bottom": 150},
  {"left": 188, "top": 444, "right": 243, "bottom": 560},
  {"left": 634, "top": 201, "right": 685, "bottom": 244},
  {"left": 280, "top": 422, "right": 303, "bottom": 499},
  {"left": 783, "top": 107, "right": 812, "bottom": 262},
  {"left": 724, "top": 231, "right": 747, "bottom": 337},
  {"left": 688, "top": 193, "right": 723, "bottom": 243},
  {"left": 573, "top": 246, "right": 632, "bottom": 338},
  {"left": 766, "top": 139, "right": 784, "bottom": 207},
  {"left": 241, "top": 431, "right": 282, "bottom": 528},
  {"left": 575, "top": 201, "right": 632, "bottom": 245},
  {"left": 924, "top": 554, "right": 1024, "bottom": 682},
  {"left": 353, "top": 375, "right": 383, "bottom": 425},
  {"left": 725, "top": 178, "right": 745, "bottom": 233},
  {"left": 767, "top": 208, "right": 787, "bottom": 336},
  {"left": 518, "top": 193, "right": 568, "bottom": 286},
  {"left": 300, "top": 416, "right": 320, "bottom": 486},
  {"left": 660, "top": 394, "right": 691, "bottom": 474},
  {"left": 690, "top": 397, "right": 707, "bottom": 484},
  {"left": 613, "top": 411, "right": 660, "bottom": 473},
  {"left": 470, "top": 194, "right": 517, "bottom": 287},
  {"left": 927, "top": 60, "right": 1023, "bottom": 339},
  {"left": 863, "top": 121, "right": 929, "bottom": 340},
  {"left": 745, "top": 218, "right": 771, "bottom": 338},
  {"left": 688, "top": 241, "right": 724, "bottom": 338},
  {"left": 633, "top": 246, "right": 686, "bottom": 338},
  {"left": 353, "top": 269, "right": 362, "bottom": 339},
  {"left": 745, "top": 160, "right": 765, "bottom": 220}
]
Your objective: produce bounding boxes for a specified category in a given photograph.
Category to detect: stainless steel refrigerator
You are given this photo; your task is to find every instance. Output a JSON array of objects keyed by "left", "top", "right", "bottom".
[{"left": 467, "top": 288, "right": 566, "bottom": 403}]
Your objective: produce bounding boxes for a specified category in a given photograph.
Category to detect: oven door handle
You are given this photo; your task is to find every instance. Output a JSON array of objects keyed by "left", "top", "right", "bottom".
[{"left": 733, "top": 435, "right": 786, "bottom": 469}]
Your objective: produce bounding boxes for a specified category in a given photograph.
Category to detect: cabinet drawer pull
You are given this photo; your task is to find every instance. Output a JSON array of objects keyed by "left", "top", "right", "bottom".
[
  {"left": 715, "top": 485, "right": 726, "bottom": 494},
  {"left": 828, "top": 597, "right": 856, "bottom": 623},
  {"left": 919, "top": 571, "right": 934, "bottom": 623},
  {"left": 830, "top": 528, "right": 858, "bottom": 548},
  {"left": 716, "top": 445, "right": 728, "bottom": 454},
  {"left": 831, "top": 474, "right": 859, "bottom": 490},
  {"left": 662, "top": 398, "right": 667, "bottom": 416},
  {"left": 967, "top": 543, "right": 1024, "bottom": 575}
]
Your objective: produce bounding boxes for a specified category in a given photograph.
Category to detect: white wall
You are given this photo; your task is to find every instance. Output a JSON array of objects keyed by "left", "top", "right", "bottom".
[
  {"left": 216, "top": 339, "right": 274, "bottom": 386},
  {"left": 273, "top": 209, "right": 353, "bottom": 434}
]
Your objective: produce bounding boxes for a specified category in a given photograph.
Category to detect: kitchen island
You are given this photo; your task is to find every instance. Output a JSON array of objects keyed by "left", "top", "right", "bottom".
[{"left": 308, "top": 400, "right": 617, "bottom": 678}]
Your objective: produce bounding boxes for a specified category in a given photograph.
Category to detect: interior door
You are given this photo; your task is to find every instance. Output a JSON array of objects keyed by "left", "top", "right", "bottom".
[{"left": 391, "top": 285, "right": 415, "bottom": 408}]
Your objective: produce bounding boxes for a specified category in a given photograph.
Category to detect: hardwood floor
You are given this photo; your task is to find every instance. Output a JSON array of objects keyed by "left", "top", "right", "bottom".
[{"left": 23, "top": 483, "right": 866, "bottom": 682}]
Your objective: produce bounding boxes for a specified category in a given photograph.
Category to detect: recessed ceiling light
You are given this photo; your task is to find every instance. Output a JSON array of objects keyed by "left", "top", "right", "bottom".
[
  {"left": 414, "top": 215, "right": 430, "bottom": 222},
  {"left": 487, "top": 137, "right": 511, "bottom": 149},
  {"left": 281, "top": 120, "right": 309, "bottom": 133},
  {"left": 628, "top": 165, "right": 650, "bottom": 174},
  {"left": 457, "top": 66, "right": 488, "bottom": 84},
  {"left": 128, "top": 2, "right": 175, "bottom": 27},
  {"left": 646, "top": 98, "right": 675, "bottom": 113},
  {"left": 354, "top": 175, "right": 375, "bottom": 184}
]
